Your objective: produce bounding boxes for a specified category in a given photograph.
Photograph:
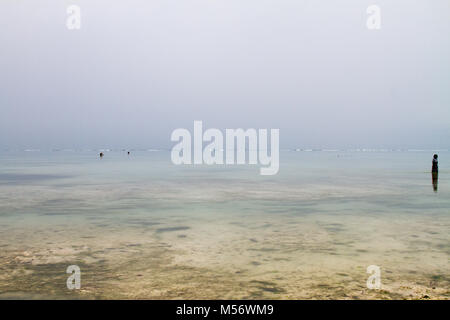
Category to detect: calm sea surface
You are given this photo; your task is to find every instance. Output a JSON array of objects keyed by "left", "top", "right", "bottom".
[{"left": 0, "top": 150, "right": 448, "bottom": 299}]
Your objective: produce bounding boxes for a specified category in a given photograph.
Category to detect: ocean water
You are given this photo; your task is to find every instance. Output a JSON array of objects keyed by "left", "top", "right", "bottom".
[{"left": 0, "top": 150, "right": 448, "bottom": 299}]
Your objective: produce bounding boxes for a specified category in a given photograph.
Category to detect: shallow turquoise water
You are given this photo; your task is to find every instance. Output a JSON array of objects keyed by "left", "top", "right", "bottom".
[{"left": 0, "top": 150, "right": 448, "bottom": 299}]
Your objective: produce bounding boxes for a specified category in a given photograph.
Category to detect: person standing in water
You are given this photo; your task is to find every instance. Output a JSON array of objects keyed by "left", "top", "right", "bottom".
[
  {"left": 432, "top": 154, "right": 438, "bottom": 172},
  {"left": 432, "top": 154, "right": 438, "bottom": 192}
]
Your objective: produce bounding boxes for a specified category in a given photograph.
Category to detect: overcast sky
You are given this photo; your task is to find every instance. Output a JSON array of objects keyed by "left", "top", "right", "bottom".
[{"left": 0, "top": 0, "right": 449, "bottom": 149}]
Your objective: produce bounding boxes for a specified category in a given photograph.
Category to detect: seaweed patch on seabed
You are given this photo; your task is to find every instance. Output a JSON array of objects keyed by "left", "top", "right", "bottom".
[
  {"left": 156, "top": 226, "right": 190, "bottom": 233},
  {"left": 0, "top": 220, "right": 449, "bottom": 300},
  {"left": 0, "top": 173, "right": 71, "bottom": 185}
]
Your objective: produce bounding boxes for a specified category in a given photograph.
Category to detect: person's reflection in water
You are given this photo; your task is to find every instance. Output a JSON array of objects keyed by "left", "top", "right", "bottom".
[
  {"left": 432, "top": 154, "right": 438, "bottom": 192},
  {"left": 432, "top": 171, "right": 438, "bottom": 192}
]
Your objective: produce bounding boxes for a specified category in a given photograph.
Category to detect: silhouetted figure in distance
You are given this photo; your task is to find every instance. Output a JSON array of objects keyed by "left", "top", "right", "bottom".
[
  {"left": 432, "top": 154, "right": 438, "bottom": 173},
  {"left": 100, "top": 152, "right": 104, "bottom": 158},
  {"left": 432, "top": 154, "right": 438, "bottom": 192}
]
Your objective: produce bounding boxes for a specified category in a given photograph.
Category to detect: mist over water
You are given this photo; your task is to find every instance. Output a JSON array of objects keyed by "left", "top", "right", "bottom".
[
  {"left": 0, "top": 0, "right": 449, "bottom": 300},
  {"left": 1, "top": 0, "right": 450, "bottom": 149}
]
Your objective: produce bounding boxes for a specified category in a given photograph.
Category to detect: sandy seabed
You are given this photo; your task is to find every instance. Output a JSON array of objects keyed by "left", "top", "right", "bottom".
[{"left": 0, "top": 212, "right": 448, "bottom": 300}]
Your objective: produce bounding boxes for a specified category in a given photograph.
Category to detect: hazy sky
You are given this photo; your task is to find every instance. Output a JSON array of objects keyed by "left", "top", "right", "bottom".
[{"left": 1, "top": 0, "right": 449, "bottom": 149}]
